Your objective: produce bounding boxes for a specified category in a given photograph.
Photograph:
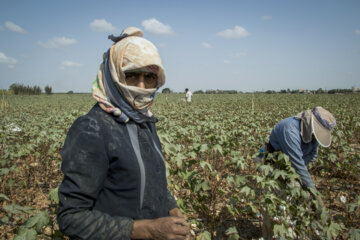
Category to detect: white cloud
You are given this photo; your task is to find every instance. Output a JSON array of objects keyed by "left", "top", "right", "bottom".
[
  {"left": 235, "top": 52, "right": 247, "bottom": 57},
  {"left": 201, "top": 42, "right": 213, "bottom": 48},
  {"left": 223, "top": 59, "right": 232, "bottom": 64},
  {"left": 90, "top": 19, "right": 117, "bottom": 32},
  {"left": 0, "top": 52, "right": 17, "bottom": 68},
  {"left": 5, "top": 21, "right": 26, "bottom": 33},
  {"left": 60, "top": 60, "right": 83, "bottom": 69},
  {"left": 217, "top": 25, "right": 250, "bottom": 39},
  {"left": 355, "top": 29, "right": 360, "bottom": 35},
  {"left": 262, "top": 16, "right": 273, "bottom": 20},
  {"left": 38, "top": 37, "right": 77, "bottom": 48},
  {"left": 141, "top": 18, "right": 174, "bottom": 35}
]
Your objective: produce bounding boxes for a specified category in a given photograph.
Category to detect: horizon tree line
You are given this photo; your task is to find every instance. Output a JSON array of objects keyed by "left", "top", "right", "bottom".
[{"left": 9, "top": 83, "right": 52, "bottom": 95}]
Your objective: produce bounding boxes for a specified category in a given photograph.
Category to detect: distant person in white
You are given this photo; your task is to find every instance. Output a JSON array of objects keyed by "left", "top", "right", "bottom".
[{"left": 185, "top": 88, "right": 192, "bottom": 103}]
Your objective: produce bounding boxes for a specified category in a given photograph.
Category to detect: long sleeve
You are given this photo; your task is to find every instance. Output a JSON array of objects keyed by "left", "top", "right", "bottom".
[
  {"left": 166, "top": 189, "right": 178, "bottom": 211},
  {"left": 303, "top": 143, "right": 318, "bottom": 166},
  {"left": 57, "top": 116, "right": 133, "bottom": 240}
]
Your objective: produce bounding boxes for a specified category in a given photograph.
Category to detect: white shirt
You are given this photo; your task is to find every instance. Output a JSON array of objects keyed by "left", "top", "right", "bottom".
[{"left": 185, "top": 91, "right": 192, "bottom": 102}]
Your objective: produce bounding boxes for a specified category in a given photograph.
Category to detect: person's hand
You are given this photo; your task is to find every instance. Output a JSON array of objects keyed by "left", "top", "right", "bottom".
[
  {"left": 149, "top": 216, "right": 190, "bottom": 240},
  {"left": 132, "top": 209, "right": 190, "bottom": 239},
  {"left": 308, "top": 187, "right": 325, "bottom": 211},
  {"left": 169, "top": 208, "right": 184, "bottom": 217},
  {"left": 313, "top": 192, "right": 325, "bottom": 208},
  {"left": 169, "top": 208, "right": 191, "bottom": 240}
]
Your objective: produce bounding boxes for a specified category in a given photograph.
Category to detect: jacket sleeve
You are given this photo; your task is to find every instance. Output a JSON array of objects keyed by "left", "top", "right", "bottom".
[
  {"left": 57, "top": 116, "right": 133, "bottom": 240},
  {"left": 149, "top": 122, "right": 179, "bottom": 212},
  {"left": 166, "top": 189, "right": 178, "bottom": 211},
  {"left": 278, "top": 127, "right": 315, "bottom": 188},
  {"left": 303, "top": 144, "right": 318, "bottom": 166}
]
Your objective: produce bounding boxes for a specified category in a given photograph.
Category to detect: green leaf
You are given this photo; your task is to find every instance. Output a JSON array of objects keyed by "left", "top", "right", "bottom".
[
  {"left": 1, "top": 216, "right": 9, "bottom": 223},
  {"left": 0, "top": 168, "right": 10, "bottom": 176},
  {"left": 48, "top": 187, "right": 59, "bottom": 204},
  {"left": 25, "top": 211, "right": 49, "bottom": 232},
  {"left": 200, "top": 144, "right": 208, "bottom": 153},
  {"left": 259, "top": 164, "right": 273, "bottom": 176},
  {"left": 196, "top": 231, "right": 211, "bottom": 240},
  {"left": 4, "top": 204, "right": 33, "bottom": 215},
  {"left": 14, "top": 227, "right": 37, "bottom": 240},
  {"left": 349, "top": 228, "right": 360, "bottom": 240},
  {"left": 0, "top": 193, "right": 10, "bottom": 201},
  {"left": 320, "top": 209, "right": 329, "bottom": 224},
  {"left": 228, "top": 234, "right": 240, "bottom": 240},
  {"left": 234, "top": 175, "right": 246, "bottom": 186},
  {"left": 173, "top": 153, "right": 186, "bottom": 168},
  {"left": 273, "top": 224, "right": 287, "bottom": 237},
  {"left": 349, "top": 203, "right": 358, "bottom": 213},
  {"left": 200, "top": 161, "right": 213, "bottom": 171},
  {"left": 188, "top": 151, "right": 197, "bottom": 159},
  {"left": 212, "top": 144, "right": 223, "bottom": 155},
  {"left": 226, "top": 176, "right": 234, "bottom": 185},
  {"left": 200, "top": 181, "right": 210, "bottom": 191},
  {"left": 273, "top": 170, "right": 287, "bottom": 180},
  {"left": 240, "top": 186, "right": 251, "bottom": 196},
  {"left": 225, "top": 226, "right": 238, "bottom": 235}
]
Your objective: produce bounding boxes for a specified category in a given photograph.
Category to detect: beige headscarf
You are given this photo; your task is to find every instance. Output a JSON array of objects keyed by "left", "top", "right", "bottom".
[
  {"left": 92, "top": 27, "right": 165, "bottom": 117},
  {"left": 295, "top": 109, "right": 313, "bottom": 144}
]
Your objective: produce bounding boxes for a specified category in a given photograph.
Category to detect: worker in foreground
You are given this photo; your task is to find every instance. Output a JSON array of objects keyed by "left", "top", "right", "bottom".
[{"left": 57, "top": 27, "right": 190, "bottom": 240}]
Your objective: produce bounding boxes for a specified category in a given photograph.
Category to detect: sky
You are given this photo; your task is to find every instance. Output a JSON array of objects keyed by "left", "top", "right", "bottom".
[{"left": 0, "top": 0, "right": 359, "bottom": 93}]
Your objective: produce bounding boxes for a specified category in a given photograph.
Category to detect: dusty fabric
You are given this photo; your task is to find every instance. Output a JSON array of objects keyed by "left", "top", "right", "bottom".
[
  {"left": 295, "top": 109, "right": 313, "bottom": 143},
  {"left": 92, "top": 27, "right": 165, "bottom": 118},
  {"left": 93, "top": 50, "right": 158, "bottom": 124},
  {"left": 57, "top": 104, "right": 178, "bottom": 239}
]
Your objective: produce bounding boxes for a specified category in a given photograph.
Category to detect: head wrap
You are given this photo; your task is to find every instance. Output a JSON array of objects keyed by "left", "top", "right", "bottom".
[{"left": 92, "top": 27, "right": 165, "bottom": 121}]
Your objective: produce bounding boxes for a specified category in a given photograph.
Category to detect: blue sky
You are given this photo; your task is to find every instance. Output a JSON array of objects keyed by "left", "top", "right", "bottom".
[{"left": 0, "top": 0, "right": 359, "bottom": 93}]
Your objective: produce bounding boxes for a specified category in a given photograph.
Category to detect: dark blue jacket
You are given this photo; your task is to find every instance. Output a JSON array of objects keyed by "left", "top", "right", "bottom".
[{"left": 57, "top": 104, "right": 178, "bottom": 239}]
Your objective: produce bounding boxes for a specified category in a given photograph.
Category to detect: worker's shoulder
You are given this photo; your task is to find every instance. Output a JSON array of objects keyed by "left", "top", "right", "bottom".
[
  {"left": 275, "top": 117, "right": 300, "bottom": 133},
  {"left": 68, "top": 104, "right": 119, "bottom": 135}
]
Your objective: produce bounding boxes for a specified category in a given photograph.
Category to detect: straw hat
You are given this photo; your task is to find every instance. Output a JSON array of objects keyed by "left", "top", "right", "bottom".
[{"left": 296, "top": 106, "right": 336, "bottom": 147}]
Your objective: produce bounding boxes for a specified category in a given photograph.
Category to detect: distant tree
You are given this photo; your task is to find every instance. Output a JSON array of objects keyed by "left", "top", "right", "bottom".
[
  {"left": 265, "top": 90, "right": 276, "bottom": 94},
  {"left": 280, "top": 89, "right": 287, "bottom": 93},
  {"left": 45, "top": 85, "right": 52, "bottom": 95},
  {"left": 67, "top": 90, "right": 74, "bottom": 94},
  {"left": 34, "top": 85, "right": 42, "bottom": 95},
  {"left": 316, "top": 88, "right": 324, "bottom": 94},
  {"left": 223, "top": 90, "right": 237, "bottom": 94},
  {"left": 194, "top": 90, "right": 204, "bottom": 94},
  {"left": 162, "top": 88, "right": 171, "bottom": 94},
  {"left": 327, "top": 88, "right": 352, "bottom": 94},
  {"left": 205, "top": 90, "right": 217, "bottom": 94},
  {"left": 9, "top": 83, "right": 41, "bottom": 95},
  {"left": 9, "top": 83, "right": 20, "bottom": 95}
]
